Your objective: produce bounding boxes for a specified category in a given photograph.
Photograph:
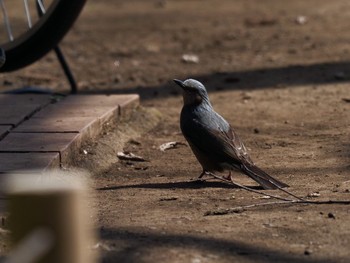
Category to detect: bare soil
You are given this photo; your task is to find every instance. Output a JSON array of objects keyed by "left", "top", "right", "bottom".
[{"left": 1, "top": 0, "right": 350, "bottom": 262}]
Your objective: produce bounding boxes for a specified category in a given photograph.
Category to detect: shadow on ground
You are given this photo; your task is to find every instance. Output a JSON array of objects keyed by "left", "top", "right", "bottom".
[
  {"left": 83, "top": 61, "right": 350, "bottom": 100},
  {"left": 96, "top": 180, "right": 245, "bottom": 191},
  {"left": 100, "top": 226, "right": 338, "bottom": 263}
]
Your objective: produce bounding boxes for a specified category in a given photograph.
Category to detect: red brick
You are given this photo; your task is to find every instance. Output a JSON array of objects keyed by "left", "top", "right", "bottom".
[
  {"left": 0, "top": 133, "right": 81, "bottom": 164},
  {"left": 57, "top": 94, "right": 139, "bottom": 122},
  {"left": 117, "top": 94, "right": 140, "bottom": 117},
  {"left": 0, "top": 94, "right": 140, "bottom": 169},
  {"left": 13, "top": 116, "right": 100, "bottom": 140},
  {"left": 0, "top": 105, "right": 43, "bottom": 126},
  {"left": 0, "top": 94, "right": 52, "bottom": 106},
  {"left": 33, "top": 103, "right": 115, "bottom": 118},
  {"left": 58, "top": 94, "right": 128, "bottom": 106},
  {"left": 33, "top": 102, "right": 118, "bottom": 127},
  {"left": 0, "top": 95, "right": 52, "bottom": 126},
  {"left": 60, "top": 94, "right": 139, "bottom": 109},
  {"left": 0, "top": 152, "right": 60, "bottom": 173},
  {"left": 0, "top": 125, "right": 11, "bottom": 139}
]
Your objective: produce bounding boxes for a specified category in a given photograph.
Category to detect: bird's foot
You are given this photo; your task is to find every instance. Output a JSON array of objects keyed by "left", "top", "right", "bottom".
[
  {"left": 202, "top": 171, "right": 230, "bottom": 182},
  {"left": 197, "top": 170, "right": 218, "bottom": 183},
  {"left": 194, "top": 170, "right": 210, "bottom": 183}
]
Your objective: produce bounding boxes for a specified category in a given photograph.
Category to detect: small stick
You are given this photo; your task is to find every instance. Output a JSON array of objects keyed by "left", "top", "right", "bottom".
[
  {"left": 202, "top": 172, "right": 350, "bottom": 215},
  {"left": 205, "top": 200, "right": 297, "bottom": 216},
  {"left": 301, "top": 200, "right": 350, "bottom": 205},
  {"left": 206, "top": 172, "right": 350, "bottom": 204},
  {"left": 205, "top": 199, "right": 350, "bottom": 216},
  {"left": 264, "top": 179, "right": 304, "bottom": 201},
  {"left": 206, "top": 172, "right": 294, "bottom": 202},
  {"left": 232, "top": 169, "right": 305, "bottom": 201},
  {"left": 230, "top": 173, "right": 304, "bottom": 201}
]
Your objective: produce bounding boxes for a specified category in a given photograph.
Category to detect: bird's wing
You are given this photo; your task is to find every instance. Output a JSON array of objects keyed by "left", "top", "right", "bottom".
[
  {"left": 182, "top": 116, "right": 289, "bottom": 189},
  {"left": 221, "top": 124, "right": 254, "bottom": 164},
  {"left": 181, "top": 117, "right": 251, "bottom": 167}
]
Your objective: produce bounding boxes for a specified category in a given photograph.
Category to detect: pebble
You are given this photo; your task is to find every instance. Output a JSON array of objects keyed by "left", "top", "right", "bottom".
[
  {"left": 304, "top": 248, "right": 312, "bottom": 255},
  {"left": 327, "top": 212, "right": 335, "bottom": 219},
  {"left": 295, "top": 16, "right": 308, "bottom": 25},
  {"left": 181, "top": 54, "right": 199, "bottom": 64}
]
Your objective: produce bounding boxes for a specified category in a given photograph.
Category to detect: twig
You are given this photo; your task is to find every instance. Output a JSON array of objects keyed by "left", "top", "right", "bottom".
[
  {"left": 205, "top": 199, "right": 350, "bottom": 216},
  {"left": 301, "top": 200, "right": 350, "bottom": 205},
  {"left": 206, "top": 172, "right": 294, "bottom": 202},
  {"left": 201, "top": 172, "right": 350, "bottom": 216},
  {"left": 263, "top": 179, "right": 304, "bottom": 201},
  {"left": 204, "top": 172, "right": 350, "bottom": 211},
  {"left": 233, "top": 168, "right": 305, "bottom": 201},
  {"left": 205, "top": 200, "right": 296, "bottom": 216}
]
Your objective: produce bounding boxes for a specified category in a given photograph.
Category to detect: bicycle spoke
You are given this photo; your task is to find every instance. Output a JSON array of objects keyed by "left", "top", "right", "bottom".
[
  {"left": 36, "top": 0, "right": 46, "bottom": 15},
  {"left": 0, "top": 0, "right": 86, "bottom": 72},
  {"left": 0, "top": 0, "right": 14, "bottom": 41},
  {"left": 23, "top": 0, "right": 32, "bottom": 28}
]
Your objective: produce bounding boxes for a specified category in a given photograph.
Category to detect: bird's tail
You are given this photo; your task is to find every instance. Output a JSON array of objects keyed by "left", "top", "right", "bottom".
[{"left": 241, "top": 163, "right": 289, "bottom": 190}]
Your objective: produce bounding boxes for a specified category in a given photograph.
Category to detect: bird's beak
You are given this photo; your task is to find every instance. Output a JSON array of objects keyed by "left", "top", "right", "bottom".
[{"left": 173, "top": 79, "right": 185, "bottom": 89}]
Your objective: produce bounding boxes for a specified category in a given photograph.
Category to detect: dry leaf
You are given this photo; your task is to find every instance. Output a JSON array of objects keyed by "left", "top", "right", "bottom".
[
  {"left": 159, "top": 141, "right": 186, "bottom": 151},
  {"left": 117, "top": 151, "right": 146, "bottom": 162}
]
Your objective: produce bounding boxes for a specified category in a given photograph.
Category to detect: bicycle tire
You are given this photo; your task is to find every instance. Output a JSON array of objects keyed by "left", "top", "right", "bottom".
[{"left": 0, "top": 0, "right": 86, "bottom": 72}]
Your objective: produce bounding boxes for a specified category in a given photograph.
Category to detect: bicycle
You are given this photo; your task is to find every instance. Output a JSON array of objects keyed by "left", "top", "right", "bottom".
[{"left": 0, "top": 0, "right": 86, "bottom": 88}]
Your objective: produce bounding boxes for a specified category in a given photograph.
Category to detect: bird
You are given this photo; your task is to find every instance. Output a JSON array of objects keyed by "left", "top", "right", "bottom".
[{"left": 173, "top": 78, "right": 288, "bottom": 190}]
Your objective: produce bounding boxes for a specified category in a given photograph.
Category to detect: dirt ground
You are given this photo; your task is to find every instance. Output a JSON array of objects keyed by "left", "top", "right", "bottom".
[{"left": 2, "top": 0, "right": 350, "bottom": 262}]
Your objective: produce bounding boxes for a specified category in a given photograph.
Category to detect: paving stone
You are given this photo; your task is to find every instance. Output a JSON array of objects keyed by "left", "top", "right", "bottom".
[
  {"left": 0, "top": 133, "right": 81, "bottom": 164},
  {"left": 0, "top": 94, "right": 52, "bottom": 126},
  {"left": 117, "top": 94, "right": 140, "bottom": 117},
  {"left": 0, "top": 94, "right": 52, "bottom": 106},
  {"left": 57, "top": 94, "right": 139, "bottom": 122},
  {"left": 0, "top": 152, "right": 60, "bottom": 173},
  {"left": 60, "top": 94, "right": 139, "bottom": 112},
  {"left": 33, "top": 103, "right": 115, "bottom": 118},
  {"left": 0, "top": 94, "right": 139, "bottom": 168},
  {"left": 0, "top": 125, "right": 11, "bottom": 139},
  {"left": 32, "top": 102, "right": 118, "bottom": 126},
  {"left": 0, "top": 104, "right": 43, "bottom": 126},
  {"left": 58, "top": 94, "right": 136, "bottom": 106},
  {"left": 13, "top": 116, "right": 100, "bottom": 140}
]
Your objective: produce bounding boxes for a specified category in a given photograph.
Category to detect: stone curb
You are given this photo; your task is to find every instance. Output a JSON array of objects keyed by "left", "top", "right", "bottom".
[{"left": 0, "top": 94, "right": 139, "bottom": 173}]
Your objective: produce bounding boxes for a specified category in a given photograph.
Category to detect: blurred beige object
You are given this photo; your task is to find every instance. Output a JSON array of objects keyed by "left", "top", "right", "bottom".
[{"left": 4, "top": 170, "right": 95, "bottom": 263}]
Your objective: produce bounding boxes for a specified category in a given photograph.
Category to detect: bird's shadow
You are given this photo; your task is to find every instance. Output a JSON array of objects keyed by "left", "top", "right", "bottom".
[{"left": 96, "top": 179, "right": 263, "bottom": 191}]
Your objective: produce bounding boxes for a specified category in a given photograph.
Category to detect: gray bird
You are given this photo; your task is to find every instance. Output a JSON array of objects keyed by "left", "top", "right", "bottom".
[{"left": 173, "top": 78, "right": 288, "bottom": 190}]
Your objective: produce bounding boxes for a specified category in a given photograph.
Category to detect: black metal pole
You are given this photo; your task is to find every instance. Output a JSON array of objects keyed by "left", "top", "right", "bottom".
[
  {"left": 53, "top": 46, "right": 77, "bottom": 94},
  {"left": 37, "top": 0, "right": 78, "bottom": 94}
]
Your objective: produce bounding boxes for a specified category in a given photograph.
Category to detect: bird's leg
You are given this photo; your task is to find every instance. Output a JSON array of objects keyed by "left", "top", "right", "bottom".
[
  {"left": 223, "top": 171, "right": 232, "bottom": 181},
  {"left": 198, "top": 170, "right": 207, "bottom": 179},
  {"left": 197, "top": 170, "right": 232, "bottom": 183},
  {"left": 195, "top": 170, "right": 210, "bottom": 183}
]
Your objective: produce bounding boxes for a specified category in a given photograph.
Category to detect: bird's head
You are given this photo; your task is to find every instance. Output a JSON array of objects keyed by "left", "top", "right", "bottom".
[{"left": 173, "top": 79, "right": 211, "bottom": 106}]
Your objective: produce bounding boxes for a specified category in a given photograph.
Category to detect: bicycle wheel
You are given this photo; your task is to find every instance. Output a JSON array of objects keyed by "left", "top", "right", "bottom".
[{"left": 0, "top": 0, "right": 86, "bottom": 72}]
